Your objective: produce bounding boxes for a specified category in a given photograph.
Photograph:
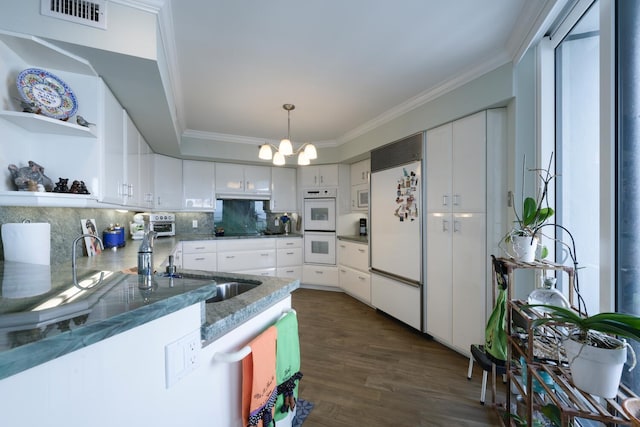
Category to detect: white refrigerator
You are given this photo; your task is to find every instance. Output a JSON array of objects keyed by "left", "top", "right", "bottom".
[{"left": 369, "top": 133, "right": 424, "bottom": 331}]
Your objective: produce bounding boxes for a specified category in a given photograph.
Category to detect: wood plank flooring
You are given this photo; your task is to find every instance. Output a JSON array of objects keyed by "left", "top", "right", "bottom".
[{"left": 291, "top": 288, "right": 503, "bottom": 427}]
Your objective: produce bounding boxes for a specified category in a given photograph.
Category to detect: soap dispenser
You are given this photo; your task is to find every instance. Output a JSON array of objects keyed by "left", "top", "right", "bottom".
[{"left": 137, "top": 215, "right": 156, "bottom": 289}]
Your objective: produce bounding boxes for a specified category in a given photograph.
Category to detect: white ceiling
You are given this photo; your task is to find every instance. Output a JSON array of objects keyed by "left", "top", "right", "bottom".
[
  {"left": 50, "top": 0, "right": 562, "bottom": 157},
  {"left": 168, "top": 0, "right": 537, "bottom": 147}
]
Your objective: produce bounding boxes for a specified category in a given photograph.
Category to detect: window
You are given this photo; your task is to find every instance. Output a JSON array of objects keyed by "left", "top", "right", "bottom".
[{"left": 554, "top": 1, "right": 600, "bottom": 316}]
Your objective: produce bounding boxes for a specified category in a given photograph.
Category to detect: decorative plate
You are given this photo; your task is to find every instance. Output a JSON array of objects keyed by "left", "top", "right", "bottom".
[{"left": 16, "top": 68, "right": 78, "bottom": 120}]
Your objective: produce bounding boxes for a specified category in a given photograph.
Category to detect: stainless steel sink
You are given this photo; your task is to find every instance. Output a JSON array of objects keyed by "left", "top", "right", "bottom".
[{"left": 205, "top": 282, "right": 258, "bottom": 303}]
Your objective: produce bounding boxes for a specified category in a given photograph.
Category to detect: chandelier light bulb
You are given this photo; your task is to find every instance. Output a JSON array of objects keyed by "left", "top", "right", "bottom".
[
  {"left": 273, "top": 151, "right": 286, "bottom": 166},
  {"left": 303, "top": 143, "right": 317, "bottom": 160},
  {"left": 297, "top": 151, "right": 310, "bottom": 166},
  {"left": 258, "top": 144, "right": 273, "bottom": 160},
  {"left": 279, "top": 138, "right": 293, "bottom": 156}
]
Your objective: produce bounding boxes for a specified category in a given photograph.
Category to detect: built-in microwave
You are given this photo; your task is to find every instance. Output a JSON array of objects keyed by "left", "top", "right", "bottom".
[{"left": 357, "top": 187, "right": 369, "bottom": 209}]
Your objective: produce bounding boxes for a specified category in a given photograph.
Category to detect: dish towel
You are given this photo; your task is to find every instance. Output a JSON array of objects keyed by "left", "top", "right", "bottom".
[
  {"left": 243, "top": 326, "right": 278, "bottom": 427},
  {"left": 274, "top": 312, "right": 303, "bottom": 421}
]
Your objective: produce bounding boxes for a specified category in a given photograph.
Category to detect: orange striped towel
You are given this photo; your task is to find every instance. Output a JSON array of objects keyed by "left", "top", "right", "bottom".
[{"left": 242, "top": 326, "right": 278, "bottom": 427}]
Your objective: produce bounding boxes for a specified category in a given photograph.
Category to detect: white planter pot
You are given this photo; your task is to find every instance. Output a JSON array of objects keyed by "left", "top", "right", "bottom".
[
  {"left": 564, "top": 336, "right": 627, "bottom": 398},
  {"left": 508, "top": 235, "right": 538, "bottom": 262}
]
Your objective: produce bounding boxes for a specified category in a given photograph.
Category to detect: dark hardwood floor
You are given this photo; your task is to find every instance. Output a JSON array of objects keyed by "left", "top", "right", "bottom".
[{"left": 292, "top": 288, "right": 503, "bottom": 427}]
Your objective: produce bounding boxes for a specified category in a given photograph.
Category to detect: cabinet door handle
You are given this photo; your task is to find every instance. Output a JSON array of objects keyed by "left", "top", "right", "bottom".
[
  {"left": 453, "top": 220, "right": 461, "bottom": 233},
  {"left": 453, "top": 194, "right": 460, "bottom": 206},
  {"left": 315, "top": 270, "right": 323, "bottom": 274},
  {"left": 320, "top": 175, "right": 324, "bottom": 184},
  {"left": 340, "top": 269, "right": 347, "bottom": 273},
  {"left": 285, "top": 242, "right": 294, "bottom": 246},
  {"left": 226, "top": 255, "right": 235, "bottom": 259},
  {"left": 260, "top": 253, "right": 269, "bottom": 256},
  {"left": 195, "top": 246, "right": 205, "bottom": 250},
  {"left": 286, "top": 252, "right": 294, "bottom": 255},
  {"left": 339, "top": 244, "right": 346, "bottom": 249},
  {"left": 195, "top": 257, "right": 205, "bottom": 261},
  {"left": 442, "top": 220, "right": 449, "bottom": 232},
  {"left": 442, "top": 194, "right": 448, "bottom": 206},
  {"left": 358, "top": 276, "right": 367, "bottom": 281},
  {"left": 358, "top": 249, "right": 365, "bottom": 253}
]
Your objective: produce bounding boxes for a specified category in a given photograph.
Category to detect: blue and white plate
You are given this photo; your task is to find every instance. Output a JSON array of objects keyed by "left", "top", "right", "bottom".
[{"left": 16, "top": 68, "right": 78, "bottom": 120}]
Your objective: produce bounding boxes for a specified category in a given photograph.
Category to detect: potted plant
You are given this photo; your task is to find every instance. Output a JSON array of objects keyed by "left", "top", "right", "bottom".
[
  {"left": 524, "top": 303, "right": 640, "bottom": 398},
  {"left": 501, "top": 154, "right": 555, "bottom": 262}
]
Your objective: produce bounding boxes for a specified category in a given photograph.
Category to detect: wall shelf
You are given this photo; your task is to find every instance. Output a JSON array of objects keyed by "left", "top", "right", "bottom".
[
  {"left": 0, "top": 111, "right": 97, "bottom": 137},
  {"left": 0, "top": 191, "right": 96, "bottom": 207}
]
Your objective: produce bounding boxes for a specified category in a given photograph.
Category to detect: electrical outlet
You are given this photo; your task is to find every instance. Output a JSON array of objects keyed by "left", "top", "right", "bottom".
[
  {"left": 192, "top": 219, "right": 198, "bottom": 228},
  {"left": 165, "top": 330, "right": 201, "bottom": 388}
]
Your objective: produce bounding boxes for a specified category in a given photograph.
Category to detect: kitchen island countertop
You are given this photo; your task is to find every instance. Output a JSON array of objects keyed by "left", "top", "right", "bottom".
[{"left": 0, "top": 235, "right": 299, "bottom": 380}]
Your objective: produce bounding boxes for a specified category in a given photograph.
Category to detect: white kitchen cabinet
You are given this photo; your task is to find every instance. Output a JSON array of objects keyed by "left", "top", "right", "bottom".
[
  {"left": 271, "top": 167, "right": 297, "bottom": 212},
  {"left": 215, "top": 163, "right": 271, "bottom": 198},
  {"left": 182, "top": 240, "right": 217, "bottom": 271},
  {"left": 217, "top": 238, "right": 276, "bottom": 275},
  {"left": 138, "top": 135, "right": 154, "bottom": 209},
  {"left": 302, "top": 265, "right": 339, "bottom": 288},
  {"left": 426, "top": 111, "right": 486, "bottom": 213},
  {"left": 183, "top": 160, "right": 215, "bottom": 210},
  {"left": 338, "top": 239, "right": 370, "bottom": 304},
  {"left": 100, "top": 82, "right": 126, "bottom": 205},
  {"left": 154, "top": 154, "right": 183, "bottom": 210},
  {"left": 276, "top": 237, "right": 303, "bottom": 281},
  {"left": 299, "top": 164, "right": 339, "bottom": 188},
  {"left": 350, "top": 159, "right": 370, "bottom": 186},
  {"left": 425, "top": 108, "right": 506, "bottom": 357}
]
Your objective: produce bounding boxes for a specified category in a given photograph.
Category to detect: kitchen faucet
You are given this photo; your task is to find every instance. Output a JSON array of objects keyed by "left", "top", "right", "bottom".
[{"left": 72, "top": 233, "right": 104, "bottom": 289}]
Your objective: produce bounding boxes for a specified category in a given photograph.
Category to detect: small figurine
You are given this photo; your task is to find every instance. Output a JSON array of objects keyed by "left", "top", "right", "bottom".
[
  {"left": 69, "top": 180, "right": 90, "bottom": 194},
  {"left": 76, "top": 115, "right": 95, "bottom": 127},
  {"left": 53, "top": 178, "right": 69, "bottom": 193},
  {"left": 8, "top": 161, "right": 54, "bottom": 191}
]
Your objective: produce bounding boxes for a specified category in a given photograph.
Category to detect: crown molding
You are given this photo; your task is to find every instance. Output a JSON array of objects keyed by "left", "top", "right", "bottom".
[
  {"left": 337, "top": 52, "right": 512, "bottom": 144},
  {"left": 182, "top": 129, "right": 338, "bottom": 148}
]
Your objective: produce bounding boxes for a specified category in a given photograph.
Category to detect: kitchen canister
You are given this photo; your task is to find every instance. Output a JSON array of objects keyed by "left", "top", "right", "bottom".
[
  {"left": 1, "top": 222, "right": 51, "bottom": 265},
  {"left": 103, "top": 228, "right": 120, "bottom": 249},
  {"left": 113, "top": 224, "right": 126, "bottom": 247}
]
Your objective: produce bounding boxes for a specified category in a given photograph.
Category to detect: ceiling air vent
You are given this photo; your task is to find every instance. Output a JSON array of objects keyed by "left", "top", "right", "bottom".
[{"left": 41, "top": 0, "right": 107, "bottom": 30}]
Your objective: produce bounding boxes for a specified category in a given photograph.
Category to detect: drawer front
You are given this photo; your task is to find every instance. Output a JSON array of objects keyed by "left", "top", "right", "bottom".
[
  {"left": 276, "top": 237, "right": 302, "bottom": 249},
  {"left": 338, "top": 241, "right": 369, "bottom": 271},
  {"left": 276, "top": 247, "right": 303, "bottom": 267},
  {"left": 235, "top": 267, "right": 276, "bottom": 277},
  {"left": 302, "top": 265, "right": 339, "bottom": 286},
  {"left": 339, "top": 266, "right": 371, "bottom": 303},
  {"left": 276, "top": 266, "right": 303, "bottom": 280},
  {"left": 182, "top": 240, "right": 217, "bottom": 254},
  {"left": 182, "top": 252, "right": 217, "bottom": 271},
  {"left": 216, "top": 238, "right": 275, "bottom": 252},
  {"left": 218, "top": 249, "right": 276, "bottom": 271}
]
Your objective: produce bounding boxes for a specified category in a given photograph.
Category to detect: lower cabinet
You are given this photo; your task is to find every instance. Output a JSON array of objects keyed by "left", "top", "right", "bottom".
[
  {"left": 217, "top": 239, "right": 276, "bottom": 276},
  {"left": 302, "top": 265, "right": 339, "bottom": 288},
  {"left": 182, "top": 240, "right": 217, "bottom": 271},
  {"left": 337, "top": 239, "right": 370, "bottom": 304},
  {"left": 173, "top": 238, "right": 303, "bottom": 278}
]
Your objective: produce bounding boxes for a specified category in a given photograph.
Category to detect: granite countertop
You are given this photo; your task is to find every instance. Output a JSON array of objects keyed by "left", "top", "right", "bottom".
[
  {"left": 337, "top": 234, "right": 368, "bottom": 244},
  {"left": 0, "top": 235, "right": 299, "bottom": 380}
]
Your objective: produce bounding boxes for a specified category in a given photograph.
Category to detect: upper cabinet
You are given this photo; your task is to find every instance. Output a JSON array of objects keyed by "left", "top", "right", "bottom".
[
  {"left": 154, "top": 154, "right": 183, "bottom": 210},
  {"left": 271, "top": 167, "right": 297, "bottom": 213},
  {"left": 183, "top": 160, "right": 216, "bottom": 210},
  {"left": 350, "top": 159, "right": 370, "bottom": 186},
  {"left": 426, "top": 111, "right": 487, "bottom": 213},
  {"left": 215, "top": 163, "right": 271, "bottom": 198},
  {"left": 299, "top": 164, "right": 339, "bottom": 188}
]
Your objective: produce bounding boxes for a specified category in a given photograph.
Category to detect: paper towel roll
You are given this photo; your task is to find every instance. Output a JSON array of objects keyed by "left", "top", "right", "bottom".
[{"left": 1, "top": 223, "right": 51, "bottom": 265}]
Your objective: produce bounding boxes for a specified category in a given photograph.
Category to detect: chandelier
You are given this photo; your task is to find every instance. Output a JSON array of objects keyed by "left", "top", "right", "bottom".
[{"left": 258, "top": 104, "right": 317, "bottom": 166}]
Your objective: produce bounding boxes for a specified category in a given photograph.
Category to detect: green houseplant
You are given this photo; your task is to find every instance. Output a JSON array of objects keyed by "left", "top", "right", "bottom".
[
  {"left": 502, "top": 154, "right": 555, "bottom": 262},
  {"left": 524, "top": 303, "right": 640, "bottom": 398}
]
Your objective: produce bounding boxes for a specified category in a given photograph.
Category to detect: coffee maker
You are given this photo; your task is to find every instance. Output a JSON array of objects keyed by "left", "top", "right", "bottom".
[{"left": 359, "top": 218, "right": 367, "bottom": 236}]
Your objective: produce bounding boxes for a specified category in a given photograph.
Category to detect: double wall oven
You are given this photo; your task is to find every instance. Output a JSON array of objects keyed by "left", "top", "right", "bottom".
[{"left": 303, "top": 189, "right": 337, "bottom": 265}]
